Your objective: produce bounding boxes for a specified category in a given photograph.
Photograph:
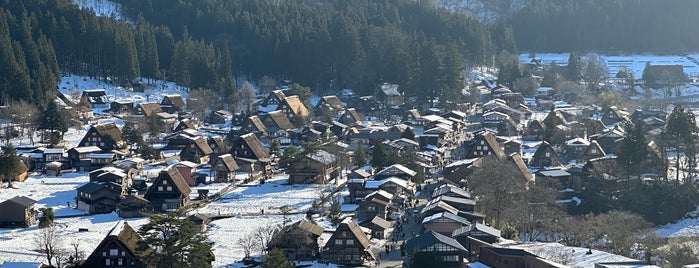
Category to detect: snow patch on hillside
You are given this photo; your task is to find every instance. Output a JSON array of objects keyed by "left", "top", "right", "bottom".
[{"left": 73, "top": 0, "right": 127, "bottom": 21}]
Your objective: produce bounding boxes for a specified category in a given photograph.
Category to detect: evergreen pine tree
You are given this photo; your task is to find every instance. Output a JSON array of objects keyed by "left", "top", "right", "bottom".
[
  {"left": 137, "top": 211, "right": 214, "bottom": 268},
  {"left": 262, "top": 248, "right": 294, "bottom": 268}
]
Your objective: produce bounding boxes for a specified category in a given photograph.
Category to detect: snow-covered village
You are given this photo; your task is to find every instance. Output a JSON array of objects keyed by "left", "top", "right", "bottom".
[{"left": 4, "top": 1, "right": 699, "bottom": 268}]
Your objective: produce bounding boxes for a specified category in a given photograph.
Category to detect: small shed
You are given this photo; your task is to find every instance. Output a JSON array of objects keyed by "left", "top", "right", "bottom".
[{"left": 45, "top": 161, "right": 63, "bottom": 176}]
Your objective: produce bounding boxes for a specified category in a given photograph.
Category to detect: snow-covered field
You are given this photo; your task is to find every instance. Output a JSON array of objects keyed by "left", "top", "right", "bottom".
[{"left": 521, "top": 53, "right": 699, "bottom": 80}]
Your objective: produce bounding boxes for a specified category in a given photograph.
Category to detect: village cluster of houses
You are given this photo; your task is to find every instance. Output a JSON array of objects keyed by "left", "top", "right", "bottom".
[{"left": 0, "top": 76, "right": 673, "bottom": 267}]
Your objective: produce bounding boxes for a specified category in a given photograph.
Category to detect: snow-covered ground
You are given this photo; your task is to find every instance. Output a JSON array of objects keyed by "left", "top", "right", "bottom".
[
  {"left": 58, "top": 75, "right": 189, "bottom": 113},
  {"left": 506, "top": 242, "right": 652, "bottom": 268},
  {"left": 656, "top": 205, "right": 699, "bottom": 238},
  {"left": 521, "top": 53, "right": 699, "bottom": 80}
]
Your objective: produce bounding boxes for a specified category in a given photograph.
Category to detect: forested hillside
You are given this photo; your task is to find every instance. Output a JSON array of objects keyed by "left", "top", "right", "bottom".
[
  {"left": 115, "top": 0, "right": 497, "bottom": 98},
  {"left": 0, "top": 0, "right": 497, "bottom": 108},
  {"left": 507, "top": 0, "right": 699, "bottom": 53}
]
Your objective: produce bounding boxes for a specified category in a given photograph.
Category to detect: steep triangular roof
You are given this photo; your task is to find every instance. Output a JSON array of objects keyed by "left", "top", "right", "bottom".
[
  {"left": 264, "top": 110, "right": 294, "bottom": 130},
  {"left": 145, "top": 166, "right": 192, "bottom": 197},
  {"left": 136, "top": 102, "right": 162, "bottom": 117},
  {"left": 404, "top": 231, "right": 467, "bottom": 253},
  {"left": 244, "top": 116, "right": 267, "bottom": 133},
  {"left": 214, "top": 154, "right": 239, "bottom": 172},
  {"left": 328, "top": 219, "right": 371, "bottom": 249},
  {"left": 82, "top": 221, "right": 148, "bottom": 267},
  {"left": 238, "top": 133, "right": 270, "bottom": 160},
  {"left": 281, "top": 96, "right": 309, "bottom": 117}
]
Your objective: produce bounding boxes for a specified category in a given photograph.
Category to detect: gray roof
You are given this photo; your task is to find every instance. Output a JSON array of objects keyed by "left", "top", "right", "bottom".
[
  {"left": 3, "top": 196, "right": 37, "bottom": 208},
  {"left": 432, "top": 184, "right": 472, "bottom": 199},
  {"left": 537, "top": 169, "right": 571, "bottom": 177},
  {"left": 307, "top": 150, "right": 337, "bottom": 165},
  {"left": 422, "top": 212, "right": 469, "bottom": 224},
  {"left": 404, "top": 231, "right": 468, "bottom": 253}
]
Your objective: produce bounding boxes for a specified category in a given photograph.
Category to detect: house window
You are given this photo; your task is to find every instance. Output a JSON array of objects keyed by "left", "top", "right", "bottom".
[
  {"left": 167, "top": 186, "right": 173, "bottom": 191},
  {"left": 590, "top": 149, "right": 597, "bottom": 154},
  {"left": 367, "top": 206, "right": 375, "bottom": 211},
  {"left": 545, "top": 152, "right": 550, "bottom": 157},
  {"left": 102, "top": 252, "right": 106, "bottom": 256},
  {"left": 442, "top": 255, "right": 458, "bottom": 262},
  {"left": 105, "top": 259, "right": 111, "bottom": 266},
  {"left": 158, "top": 186, "right": 163, "bottom": 191},
  {"left": 335, "top": 239, "right": 343, "bottom": 245},
  {"left": 110, "top": 249, "right": 118, "bottom": 256},
  {"left": 163, "top": 180, "right": 168, "bottom": 185},
  {"left": 117, "top": 258, "right": 123, "bottom": 266},
  {"left": 346, "top": 239, "right": 354, "bottom": 245}
]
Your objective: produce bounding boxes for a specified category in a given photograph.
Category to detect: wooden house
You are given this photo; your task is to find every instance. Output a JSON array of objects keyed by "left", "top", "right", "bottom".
[
  {"left": 601, "top": 107, "right": 628, "bottom": 126},
  {"left": 110, "top": 100, "right": 134, "bottom": 114},
  {"left": 278, "top": 96, "right": 309, "bottom": 124},
  {"left": 80, "top": 89, "right": 109, "bottom": 109},
  {"left": 375, "top": 164, "right": 417, "bottom": 181},
  {"left": 75, "top": 182, "right": 122, "bottom": 214},
  {"left": 144, "top": 167, "right": 191, "bottom": 212},
  {"left": 173, "top": 119, "right": 196, "bottom": 132},
  {"left": 359, "top": 216, "right": 391, "bottom": 239},
  {"left": 229, "top": 133, "right": 272, "bottom": 177},
  {"left": 530, "top": 141, "right": 560, "bottom": 167},
  {"left": 288, "top": 150, "right": 339, "bottom": 184},
  {"left": 78, "top": 123, "right": 124, "bottom": 152},
  {"left": 524, "top": 120, "right": 546, "bottom": 141},
  {"left": 260, "top": 89, "right": 286, "bottom": 107},
  {"left": 356, "top": 191, "right": 391, "bottom": 221},
  {"left": 536, "top": 169, "right": 574, "bottom": 190},
  {"left": 160, "top": 94, "right": 186, "bottom": 113},
  {"left": 241, "top": 115, "right": 267, "bottom": 136},
  {"left": 643, "top": 64, "right": 687, "bottom": 87},
  {"left": 314, "top": 95, "right": 345, "bottom": 121},
  {"left": 188, "top": 213, "right": 211, "bottom": 233},
  {"left": 211, "top": 154, "right": 238, "bottom": 182},
  {"left": 89, "top": 167, "right": 129, "bottom": 195},
  {"left": 582, "top": 140, "right": 606, "bottom": 162},
  {"left": 479, "top": 247, "right": 567, "bottom": 268},
  {"left": 465, "top": 132, "right": 506, "bottom": 159},
  {"left": 403, "top": 231, "right": 469, "bottom": 268},
  {"left": 174, "top": 161, "right": 200, "bottom": 186},
  {"left": 116, "top": 195, "right": 152, "bottom": 218},
  {"left": 81, "top": 221, "right": 147, "bottom": 267},
  {"left": 181, "top": 137, "right": 213, "bottom": 164},
  {"left": 323, "top": 219, "right": 373, "bottom": 265},
  {"left": 338, "top": 108, "right": 363, "bottom": 127},
  {"left": 497, "top": 117, "right": 521, "bottom": 136},
  {"left": 422, "top": 212, "right": 470, "bottom": 236},
  {"left": 268, "top": 219, "right": 324, "bottom": 261},
  {"left": 378, "top": 83, "right": 404, "bottom": 106},
  {"left": 564, "top": 137, "right": 590, "bottom": 161},
  {"left": 262, "top": 110, "right": 294, "bottom": 133},
  {"left": 133, "top": 102, "right": 162, "bottom": 118},
  {"left": 0, "top": 196, "right": 37, "bottom": 228}
]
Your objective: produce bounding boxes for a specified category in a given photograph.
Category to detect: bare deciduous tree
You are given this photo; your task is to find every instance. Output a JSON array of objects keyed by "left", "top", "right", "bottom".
[
  {"left": 468, "top": 156, "right": 527, "bottom": 226},
  {"left": 258, "top": 75, "right": 276, "bottom": 96},
  {"left": 254, "top": 225, "right": 278, "bottom": 255},
  {"left": 237, "top": 234, "right": 260, "bottom": 259},
  {"left": 239, "top": 81, "right": 256, "bottom": 114},
  {"left": 35, "top": 224, "right": 63, "bottom": 267}
]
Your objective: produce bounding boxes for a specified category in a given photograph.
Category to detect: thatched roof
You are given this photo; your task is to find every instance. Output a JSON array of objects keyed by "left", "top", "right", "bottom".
[
  {"left": 145, "top": 166, "right": 192, "bottom": 197},
  {"left": 282, "top": 96, "right": 309, "bottom": 117},
  {"left": 265, "top": 110, "right": 294, "bottom": 130},
  {"left": 136, "top": 102, "right": 162, "bottom": 117}
]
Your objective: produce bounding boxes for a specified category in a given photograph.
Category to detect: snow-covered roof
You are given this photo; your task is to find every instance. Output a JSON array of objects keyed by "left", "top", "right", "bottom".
[
  {"left": 566, "top": 137, "right": 590, "bottom": 147},
  {"left": 71, "top": 146, "right": 102, "bottom": 153}
]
